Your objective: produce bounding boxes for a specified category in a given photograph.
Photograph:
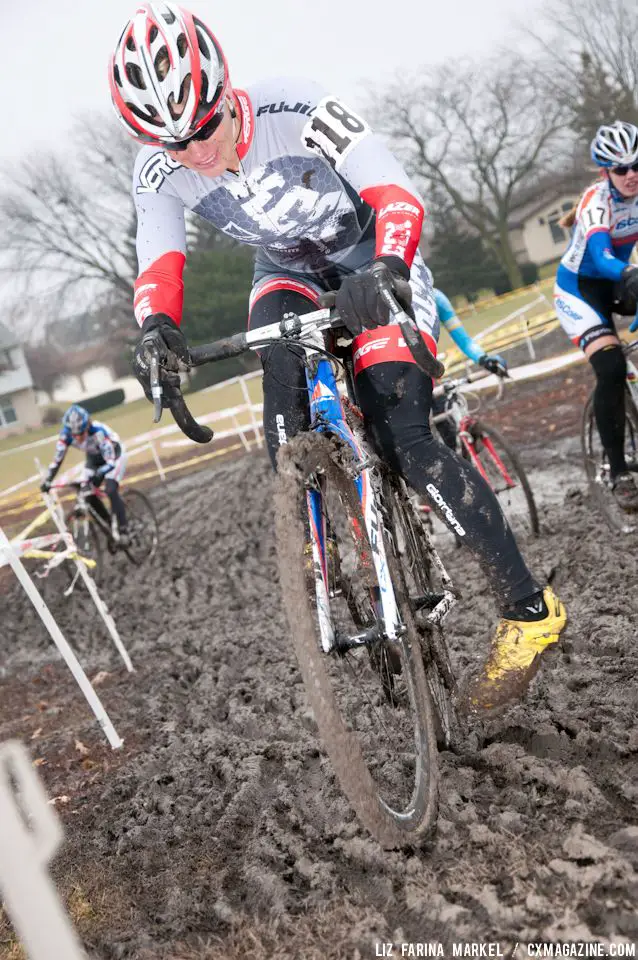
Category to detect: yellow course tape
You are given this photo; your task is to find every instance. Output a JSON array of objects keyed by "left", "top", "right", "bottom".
[{"left": 22, "top": 549, "right": 96, "bottom": 569}]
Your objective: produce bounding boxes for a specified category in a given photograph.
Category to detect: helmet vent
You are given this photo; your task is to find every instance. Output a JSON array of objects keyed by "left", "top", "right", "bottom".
[
  {"left": 177, "top": 33, "right": 187, "bottom": 57},
  {"left": 194, "top": 21, "right": 210, "bottom": 58},
  {"left": 149, "top": 24, "right": 159, "bottom": 43},
  {"left": 155, "top": 46, "right": 170, "bottom": 80},
  {"left": 125, "top": 62, "right": 146, "bottom": 90},
  {"left": 162, "top": 8, "right": 176, "bottom": 24},
  {"left": 125, "top": 35, "right": 136, "bottom": 52}
]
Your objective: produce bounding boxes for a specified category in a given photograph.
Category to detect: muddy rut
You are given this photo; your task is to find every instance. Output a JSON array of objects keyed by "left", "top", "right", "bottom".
[{"left": 1, "top": 388, "right": 637, "bottom": 957}]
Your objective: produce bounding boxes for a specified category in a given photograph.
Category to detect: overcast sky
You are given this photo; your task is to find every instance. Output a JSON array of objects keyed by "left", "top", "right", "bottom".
[{"left": 3, "top": 0, "right": 541, "bottom": 165}]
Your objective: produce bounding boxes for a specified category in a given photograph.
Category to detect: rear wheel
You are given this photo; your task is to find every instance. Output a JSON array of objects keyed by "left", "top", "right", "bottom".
[
  {"left": 121, "top": 490, "right": 159, "bottom": 564},
  {"left": 581, "top": 387, "right": 638, "bottom": 533},
  {"left": 275, "top": 431, "right": 440, "bottom": 849},
  {"left": 464, "top": 419, "right": 540, "bottom": 538}
]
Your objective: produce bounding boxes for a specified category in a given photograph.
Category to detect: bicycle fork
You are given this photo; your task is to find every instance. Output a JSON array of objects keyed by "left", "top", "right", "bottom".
[{"left": 306, "top": 465, "right": 402, "bottom": 654}]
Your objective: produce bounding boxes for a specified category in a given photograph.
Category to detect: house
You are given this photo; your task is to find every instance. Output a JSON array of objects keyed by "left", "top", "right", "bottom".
[
  {"left": 508, "top": 182, "right": 592, "bottom": 268},
  {"left": 0, "top": 323, "right": 41, "bottom": 438}
]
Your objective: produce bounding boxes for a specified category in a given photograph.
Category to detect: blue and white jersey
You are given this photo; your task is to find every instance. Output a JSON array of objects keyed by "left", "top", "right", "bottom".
[
  {"left": 48, "top": 421, "right": 123, "bottom": 477},
  {"left": 559, "top": 178, "right": 638, "bottom": 284}
]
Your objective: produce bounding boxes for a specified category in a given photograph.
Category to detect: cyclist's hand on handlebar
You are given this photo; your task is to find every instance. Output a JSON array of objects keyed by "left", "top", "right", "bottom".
[
  {"left": 133, "top": 313, "right": 190, "bottom": 405},
  {"left": 479, "top": 353, "right": 509, "bottom": 378},
  {"left": 40, "top": 478, "right": 52, "bottom": 493},
  {"left": 334, "top": 258, "right": 412, "bottom": 337}
]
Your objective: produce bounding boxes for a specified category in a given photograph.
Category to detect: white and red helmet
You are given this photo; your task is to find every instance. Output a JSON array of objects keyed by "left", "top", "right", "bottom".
[{"left": 109, "top": 2, "right": 230, "bottom": 147}]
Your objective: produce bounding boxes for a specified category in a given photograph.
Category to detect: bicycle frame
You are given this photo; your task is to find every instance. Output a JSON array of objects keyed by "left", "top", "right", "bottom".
[
  {"left": 433, "top": 381, "right": 516, "bottom": 490},
  {"left": 304, "top": 354, "right": 401, "bottom": 652}
]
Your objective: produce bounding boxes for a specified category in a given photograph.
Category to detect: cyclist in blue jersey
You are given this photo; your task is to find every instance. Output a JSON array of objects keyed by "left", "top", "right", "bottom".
[
  {"left": 432, "top": 288, "right": 507, "bottom": 448},
  {"left": 40, "top": 404, "right": 129, "bottom": 545},
  {"left": 554, "top": 120, "right": 638, "bottom": 511}
]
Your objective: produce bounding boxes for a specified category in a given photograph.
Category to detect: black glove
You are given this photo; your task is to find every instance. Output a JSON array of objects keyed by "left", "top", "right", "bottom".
[
  {"left": 620, "top": 266, "right": 638, "bottom": 306},
  {"left": 334, "top": 258, "right": 412, "bottom": 337},
  {"left": 479, "top": 353, "right": 508, "bottom": 377},
  {"left": 40, "top": 478, "right": 52, "bottom": 493},
  {"left": 133, "top": 313, "right": 190, "bottom": 406}
]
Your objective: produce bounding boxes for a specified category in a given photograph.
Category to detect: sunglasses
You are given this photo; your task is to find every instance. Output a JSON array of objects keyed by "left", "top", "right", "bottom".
[
  {"left": 612, "top": 162, "right": 638, "bottom": 176},
  {"left": 166, "top": 105, "right": 225, "bottom": 153}
]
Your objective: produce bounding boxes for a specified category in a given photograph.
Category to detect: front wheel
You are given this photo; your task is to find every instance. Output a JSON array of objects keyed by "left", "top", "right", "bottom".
[
  {"left": 274, "top": 431, "right": 440, "bottom": 849},
  {"left": 464, "top": 419, "right": 540, "bottom": 538},
  {"left": 581, "top": 387, "right": 638, "bottom": 533},
  {"left": 68, "top": 514, "right": 103, "bottom": 583}
]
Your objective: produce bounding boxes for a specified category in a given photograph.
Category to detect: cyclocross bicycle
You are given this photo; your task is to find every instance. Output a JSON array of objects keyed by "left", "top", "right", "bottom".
[
  {"left": 431, "top": 375, "right": 540, "bottom": 539},
  {"left": 144, "top": 265, "right": 460, "bottom": 849},
  {"left": 49, "top": 480, "right": 159, "bottom": 582},
  {"left": 581, "top": 336, "right": 638, "bottom": 534}
]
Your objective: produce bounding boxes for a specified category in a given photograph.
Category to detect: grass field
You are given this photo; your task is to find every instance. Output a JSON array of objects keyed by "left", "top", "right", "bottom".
[
  {"left": 0, "top": 277, "right": 557, "bottom": 492},
  {"left": 0, "top": 376, "right": 264, "bottom": 492}
]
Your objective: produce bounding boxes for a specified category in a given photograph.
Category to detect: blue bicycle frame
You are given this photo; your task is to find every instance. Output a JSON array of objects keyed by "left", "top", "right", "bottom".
[{"left": 303, "top": 355, "right": 401, "bottom": 653}]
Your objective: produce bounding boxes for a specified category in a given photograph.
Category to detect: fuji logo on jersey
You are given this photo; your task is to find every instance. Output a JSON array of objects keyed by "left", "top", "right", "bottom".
[{"left": 256, "top": 101, "right": 313, "bottom": 118}]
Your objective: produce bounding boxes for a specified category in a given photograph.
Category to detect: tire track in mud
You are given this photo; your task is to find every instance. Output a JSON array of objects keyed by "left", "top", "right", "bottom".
[{"left": 1, "top": 435, "right": 637, "bottom": 958}]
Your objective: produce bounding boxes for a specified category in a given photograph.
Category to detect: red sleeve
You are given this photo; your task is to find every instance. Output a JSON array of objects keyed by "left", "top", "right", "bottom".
[
  {"left": 133, "top": 250, "right": 186, "bottom": 327},
  {"left": 359, "top": 185, "right": 424, "bottom": 270}
]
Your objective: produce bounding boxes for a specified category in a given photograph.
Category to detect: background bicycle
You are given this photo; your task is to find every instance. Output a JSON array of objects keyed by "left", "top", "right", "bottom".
[
  {"left": 428, "top": 374, "right": 540, "bottom": 540},
  {"left": 581, "top": 336, "right": 638, "bottom": 534},
  {"left": 48, "top": 480, "right": 159, "bottom": 582},
  {"left": 143, "top": 269, "right": 460, "bottom": 849}
]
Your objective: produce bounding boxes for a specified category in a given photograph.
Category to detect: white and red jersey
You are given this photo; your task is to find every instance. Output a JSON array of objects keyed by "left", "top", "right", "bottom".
[{"left": 132, "top": 76, "right": 426, "bottom": 327}]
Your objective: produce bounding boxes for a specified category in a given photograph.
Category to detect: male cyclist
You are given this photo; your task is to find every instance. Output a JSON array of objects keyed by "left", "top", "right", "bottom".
[
  {"left": 554, "top": 120, "right": 638, "bottom": 511},
  {"left": 432, "top": 288, "right": 507, "bottom": 449},
  {"left": 110, "top": 1, "right": 565, "bottom": 713},
  {"left": 40, "top": 404, "right": 129, "bottom": 545}
]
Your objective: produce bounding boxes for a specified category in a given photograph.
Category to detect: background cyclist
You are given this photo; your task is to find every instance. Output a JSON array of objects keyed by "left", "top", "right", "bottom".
[
  {"left": 433, "top": 287, "right": 507, "bottom": 449},
  {"left": 40, "top": 404, "right": 129, "bottom": 545},
  {"left": 554, "top": 120, "right": 638, "bottom": 511}
]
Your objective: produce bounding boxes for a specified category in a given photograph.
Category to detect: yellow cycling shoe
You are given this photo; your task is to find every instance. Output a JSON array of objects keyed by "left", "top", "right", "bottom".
[{"left": 463, "top": 586, "right": 567, "bottom": 715}]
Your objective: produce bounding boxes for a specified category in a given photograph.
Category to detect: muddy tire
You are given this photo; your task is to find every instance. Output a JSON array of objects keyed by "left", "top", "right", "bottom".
[
  {"left": 581, "top": 387, "right": 638, "bottom": 534},
  {"left": 274, "top": 432, "right": 439, "bottom": 849},
  {"left": 122, "top": 490, "right": 159, "bottom": 565}
]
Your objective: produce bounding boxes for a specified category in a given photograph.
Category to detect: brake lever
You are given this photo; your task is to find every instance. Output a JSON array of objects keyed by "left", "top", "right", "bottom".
[{"left": 143, "top": 340, "right": 163, "bottom": 424}]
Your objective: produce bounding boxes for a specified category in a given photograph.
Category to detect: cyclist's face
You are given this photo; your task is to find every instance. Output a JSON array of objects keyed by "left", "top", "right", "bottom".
[
  {"left": 609, "top": 167, "right": 638, "bottom": 197},
  {"left": 165, "top": 101, "right": 239, "bottom": 178}
]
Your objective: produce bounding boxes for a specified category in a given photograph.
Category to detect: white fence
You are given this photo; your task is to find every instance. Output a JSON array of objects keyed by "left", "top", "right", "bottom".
[
  {"left": 1, "top": 482, "right": 135, "bottom": 748},
  {"left": 0, "top": 370, "right": 263, "bottom": 508}
]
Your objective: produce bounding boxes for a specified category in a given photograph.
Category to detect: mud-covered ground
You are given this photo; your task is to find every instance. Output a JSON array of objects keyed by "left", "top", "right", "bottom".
[{"left": 1, "top": 362, "right": 637, "bottom": 959}]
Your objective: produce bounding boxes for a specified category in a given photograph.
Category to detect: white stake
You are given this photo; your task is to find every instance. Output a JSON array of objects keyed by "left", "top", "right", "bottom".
[
  {"left": 0, "top": 527, "right": 123, "bottom": 749},
  {"left": 0, "top": 741, "right": 86, "bottom": 960}
]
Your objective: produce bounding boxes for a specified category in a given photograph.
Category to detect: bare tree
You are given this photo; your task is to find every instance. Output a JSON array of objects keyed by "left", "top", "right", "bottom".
[
  {"left": 527, "top": 0, "right": 638, "bottom": 123},
  {"left": 23, "top": 344, "right": 69, "bottom": 403},
  {"left": 0, "top": 115, "right": 139, "bottom": 340},
  {"left": 373, "top": 57, "right": 569, "bottom": 288}
]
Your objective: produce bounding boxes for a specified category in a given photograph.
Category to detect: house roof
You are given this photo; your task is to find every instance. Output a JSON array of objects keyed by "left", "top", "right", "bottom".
[{"left": 508, "top": 172, "right": 595, "bottom": 229}]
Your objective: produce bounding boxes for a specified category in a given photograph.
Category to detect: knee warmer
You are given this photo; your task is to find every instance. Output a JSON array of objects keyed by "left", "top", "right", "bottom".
[{"left": 589, "top": 344, "right": 626, "bottom": 386}]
